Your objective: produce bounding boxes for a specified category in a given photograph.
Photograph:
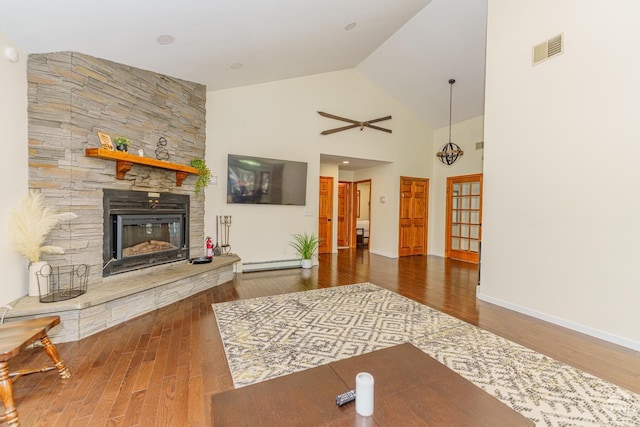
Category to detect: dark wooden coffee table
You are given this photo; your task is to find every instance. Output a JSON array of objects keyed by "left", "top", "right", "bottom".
[{"left": 211, "top": 343, "right": 534, "bottom": 426}]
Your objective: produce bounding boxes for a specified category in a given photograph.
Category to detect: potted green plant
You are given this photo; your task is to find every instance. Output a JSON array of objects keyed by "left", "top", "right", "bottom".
[
  {"left": 289, "top": 232, "right": 320, "bottom": 269},
  {"left": 190, "top": 158, "right": 211, "bottom": 195},
  {"left": 113, "top": 137, "right": 131, "bottom": 152}
]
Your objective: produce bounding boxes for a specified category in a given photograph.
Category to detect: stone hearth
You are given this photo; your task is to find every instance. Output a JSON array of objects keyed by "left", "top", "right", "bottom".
[{"left": 5, "top": 255, "right": 239, "bottom": 343}]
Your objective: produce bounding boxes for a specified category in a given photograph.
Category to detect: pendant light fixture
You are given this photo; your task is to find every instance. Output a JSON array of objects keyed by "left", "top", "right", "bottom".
[{"left": 436, "top": 79, "right": 464, "bottom": 165}]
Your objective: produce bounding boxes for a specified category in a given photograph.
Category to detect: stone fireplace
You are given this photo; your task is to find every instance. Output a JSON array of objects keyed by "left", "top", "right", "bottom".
[
  {"left": 26, "top": 51, "right": 207, "bottom": 288},
  {"left": 8, "top": 51, "right": 240, "bottom": 343}
]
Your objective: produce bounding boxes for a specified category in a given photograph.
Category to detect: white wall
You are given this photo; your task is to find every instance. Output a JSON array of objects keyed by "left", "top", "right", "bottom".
[
  {"left": 205, "top": 69, "right": 433, "bottom": 263},
  {"left": 0, "top": 33, "right": 28, "bottom": 306},
  {"left": 353, "top": 164, "right": 398, "bottom": 257},
  {"left": 481, "top": 0, "right": 640, "bottom": 349},
  {"left": 429, "top": 115, "right": 484, "bottom": 256}
]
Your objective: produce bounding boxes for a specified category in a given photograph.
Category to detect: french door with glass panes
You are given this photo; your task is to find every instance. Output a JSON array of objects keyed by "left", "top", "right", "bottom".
[{"left": 445, "top": 174, "right": 482, "bottom": 263}]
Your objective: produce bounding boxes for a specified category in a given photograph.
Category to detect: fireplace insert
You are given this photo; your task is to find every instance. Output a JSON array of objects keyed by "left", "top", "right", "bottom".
[{"left": 103, "top": 189, "right": 190, "bottom": 276}]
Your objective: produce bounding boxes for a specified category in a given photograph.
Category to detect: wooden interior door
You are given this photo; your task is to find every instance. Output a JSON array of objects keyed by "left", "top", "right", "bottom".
[
  {"left": 318, "top": 176, "right": 334, "bottom": 254},
  {"left": 398, "top": 176, "right": 428, "bottom": 256},
  {"left": 445, "top": 174, "right": 482, "bottom": 263},
  {"left": 337, "top": 182, "right": 350, "bottom": 247}
]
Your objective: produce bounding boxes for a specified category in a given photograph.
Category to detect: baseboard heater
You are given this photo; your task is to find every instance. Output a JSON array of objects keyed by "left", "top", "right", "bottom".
[{"left": 239, "top": 259, "right": 302, "bottom": 273}]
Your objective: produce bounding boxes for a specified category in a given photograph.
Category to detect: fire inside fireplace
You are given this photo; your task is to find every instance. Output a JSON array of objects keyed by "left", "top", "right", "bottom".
[{"left": 103, "top": 190, "right": 190, "bottom": 276}]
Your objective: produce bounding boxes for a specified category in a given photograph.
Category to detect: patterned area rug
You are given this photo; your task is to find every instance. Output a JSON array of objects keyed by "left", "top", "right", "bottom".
[{"left": 212, "top": 283, "right": 639, "bottom": 426}]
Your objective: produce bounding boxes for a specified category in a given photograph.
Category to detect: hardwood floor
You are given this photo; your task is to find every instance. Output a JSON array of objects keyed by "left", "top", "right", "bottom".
[{"left": 4, "top": 250, "right": 639, "bottom": 426}]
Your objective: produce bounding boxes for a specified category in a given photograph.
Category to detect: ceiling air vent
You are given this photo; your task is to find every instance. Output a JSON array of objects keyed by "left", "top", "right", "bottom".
[{"left": 533, "top": 33, "right": 563, "bottom": 65}]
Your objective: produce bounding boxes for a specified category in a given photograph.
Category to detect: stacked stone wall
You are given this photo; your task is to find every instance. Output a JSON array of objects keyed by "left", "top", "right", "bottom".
[{"left": 27, "top": 51, "right": 207, "bottom": 287}]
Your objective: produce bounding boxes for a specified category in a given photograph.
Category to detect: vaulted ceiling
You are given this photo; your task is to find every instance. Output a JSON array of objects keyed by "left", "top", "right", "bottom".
[{"left": 1, "top": 0, "right": 487, "bottom": 129}]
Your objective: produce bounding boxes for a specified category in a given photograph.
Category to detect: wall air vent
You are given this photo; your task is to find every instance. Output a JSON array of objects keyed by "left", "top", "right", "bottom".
[{"left": 533, "top": 33, "right": 563, "bottom": 65}]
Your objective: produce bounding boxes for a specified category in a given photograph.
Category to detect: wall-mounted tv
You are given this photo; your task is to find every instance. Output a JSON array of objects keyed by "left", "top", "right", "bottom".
[{"left": 227, "top": 154, "right": 308, "bottom": 205}]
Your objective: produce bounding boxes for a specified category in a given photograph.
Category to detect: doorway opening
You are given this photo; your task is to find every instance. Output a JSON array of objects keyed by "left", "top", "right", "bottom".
[{"left": 353, "top": 180, "right": 371, "bottom": 248}]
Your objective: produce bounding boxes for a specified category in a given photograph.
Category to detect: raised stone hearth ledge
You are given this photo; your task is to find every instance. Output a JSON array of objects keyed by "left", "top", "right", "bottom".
[{"left": 4, "top": 255, "right": 240, "bottom": 343}]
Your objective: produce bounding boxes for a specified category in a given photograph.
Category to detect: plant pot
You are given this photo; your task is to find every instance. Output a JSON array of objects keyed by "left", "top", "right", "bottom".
[
  {"left": 116, "top": 144, "right": 128, "bottom": 152},
  {"left": 28, "top": 261, "right": 48, "bottom": 297},
  {"left": 301, "top": 259, "right": 313, "bottom": 269}
]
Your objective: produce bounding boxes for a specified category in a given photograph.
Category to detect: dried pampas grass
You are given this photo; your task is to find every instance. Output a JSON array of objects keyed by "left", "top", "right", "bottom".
[{"left": 9, "top": 190, "right": 78, "bottom": 263}]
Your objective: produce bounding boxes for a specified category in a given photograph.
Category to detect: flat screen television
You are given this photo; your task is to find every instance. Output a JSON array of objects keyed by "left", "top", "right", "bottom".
[{"left": 227, "top": 154, "right": 308, "bottom": 205}]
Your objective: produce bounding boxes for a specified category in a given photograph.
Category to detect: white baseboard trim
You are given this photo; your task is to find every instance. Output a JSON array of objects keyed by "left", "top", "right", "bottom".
[
  {"left": 477, "top": 293, "right": 640, "bottom": 352},
  {"left": 369, "top": 249, "right": 397, "bottom": 258}
]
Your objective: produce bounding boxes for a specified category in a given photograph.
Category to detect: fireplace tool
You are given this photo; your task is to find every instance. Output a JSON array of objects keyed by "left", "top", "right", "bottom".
[
  {"left": 213, "top": 216, "right": 222, "bottom": 256},
  {"left": 219, "top": 215, "right": 232, "bottom": 254}
]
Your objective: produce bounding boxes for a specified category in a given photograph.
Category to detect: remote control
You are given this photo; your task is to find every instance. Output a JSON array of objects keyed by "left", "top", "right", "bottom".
[{"left": 336, "top": 389, "right": 356, "bottom": 406}]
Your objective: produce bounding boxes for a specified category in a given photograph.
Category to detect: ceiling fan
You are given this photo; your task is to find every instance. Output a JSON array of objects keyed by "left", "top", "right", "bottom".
[{"left": 318, "top": 111, "right": 392, "bottom": 135}]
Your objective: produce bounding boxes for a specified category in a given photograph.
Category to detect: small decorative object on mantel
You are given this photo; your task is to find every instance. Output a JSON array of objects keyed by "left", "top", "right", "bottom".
[
  {"left": 97, "top": 132, "right": 114, "bottom": 150},
  {"left": 190, "top": 158, "right": 211, "bottom": 195},
  {"left": 155, "top": 136, "right": 170, "bottom": 160},
  {"left": 318, "top": 111, "right": 392, "bottom": 135},
  {"left": 113, "top": 136, "right": 131, "bottom": 152},
  {"left": 9, "top": 190, "right": 78, "bottom": 297},
  {"left": 436, "top": 79, "right": 464, "bottom": 166}
]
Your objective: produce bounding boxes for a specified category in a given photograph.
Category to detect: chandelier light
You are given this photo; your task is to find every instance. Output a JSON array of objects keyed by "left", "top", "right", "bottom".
[{"left": 436, "top": 78, "right": 464, "bottom": 165}]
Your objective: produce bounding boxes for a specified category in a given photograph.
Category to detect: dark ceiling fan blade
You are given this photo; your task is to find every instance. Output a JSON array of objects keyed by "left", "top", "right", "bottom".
[
  {"left": 318, "top": 111, "right": 359, "bottom": 124},
  {"left": 364, "top": 115, "right": 392, "bottom": 124},
  {"left": 321, "top": 124, "right": 360, "bottom": 135},
  {"left": 363, "top": 123, "right": 392, "bottom": 133},
  {"left": 319, "top": 112, "right": 392, "bottom": 134}
]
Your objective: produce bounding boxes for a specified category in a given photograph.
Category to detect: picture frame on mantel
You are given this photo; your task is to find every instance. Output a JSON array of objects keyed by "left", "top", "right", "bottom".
[{"left": 98, "top": 132, "right": 114, "bottom": 150}]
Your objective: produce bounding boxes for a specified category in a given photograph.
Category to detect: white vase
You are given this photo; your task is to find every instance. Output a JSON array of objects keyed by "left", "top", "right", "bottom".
[
  {"left": 301, "top": 259, "right": 313, "bottom": 269},
  {"left": 28, "top": 261, "right": 48, "bottom": 297}
]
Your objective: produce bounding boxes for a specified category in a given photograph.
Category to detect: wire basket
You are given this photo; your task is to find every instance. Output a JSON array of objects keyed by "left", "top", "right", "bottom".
[{"left": 36, "top": 264, "right": 89, "bottom": 303}]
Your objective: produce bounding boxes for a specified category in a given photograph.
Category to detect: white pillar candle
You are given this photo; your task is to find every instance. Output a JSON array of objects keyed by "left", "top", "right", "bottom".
[{"left": 355, "top": 372, "right": 374, "bottom": 416}]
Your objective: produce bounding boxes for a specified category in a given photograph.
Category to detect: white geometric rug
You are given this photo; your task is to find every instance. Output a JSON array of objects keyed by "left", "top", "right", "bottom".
[{"left": 212, "top": 283, "right": 639, "bottom": 426}]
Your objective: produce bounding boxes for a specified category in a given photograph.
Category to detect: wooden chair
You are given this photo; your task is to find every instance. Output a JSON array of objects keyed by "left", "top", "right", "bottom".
[{"left": 0, "top": 316, "right": 71, "bottom": 426}]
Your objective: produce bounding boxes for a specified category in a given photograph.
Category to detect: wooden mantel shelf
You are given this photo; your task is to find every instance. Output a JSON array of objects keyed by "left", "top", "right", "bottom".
[{"left": 85, "top": 148, "right": 199, "bottom": 186}]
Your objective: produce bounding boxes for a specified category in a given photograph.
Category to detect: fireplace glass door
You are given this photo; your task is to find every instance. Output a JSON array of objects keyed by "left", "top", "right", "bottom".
[{"left": 115, "top": 214, "right": 185, "bottom": 259}]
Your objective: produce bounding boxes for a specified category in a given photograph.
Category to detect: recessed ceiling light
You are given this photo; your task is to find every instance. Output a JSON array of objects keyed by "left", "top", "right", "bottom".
[
  {"left": 344, "top": 22, "right": 357, "bottom": 31},
  {"left": 156, "top": 35, "right": 175, "bottom": 45},
  {"left": 342, "top": 161, "right": 350, "bottom": 164},
  {"left": 230, "top": 62, "right": 243, "bottom": 70}
]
